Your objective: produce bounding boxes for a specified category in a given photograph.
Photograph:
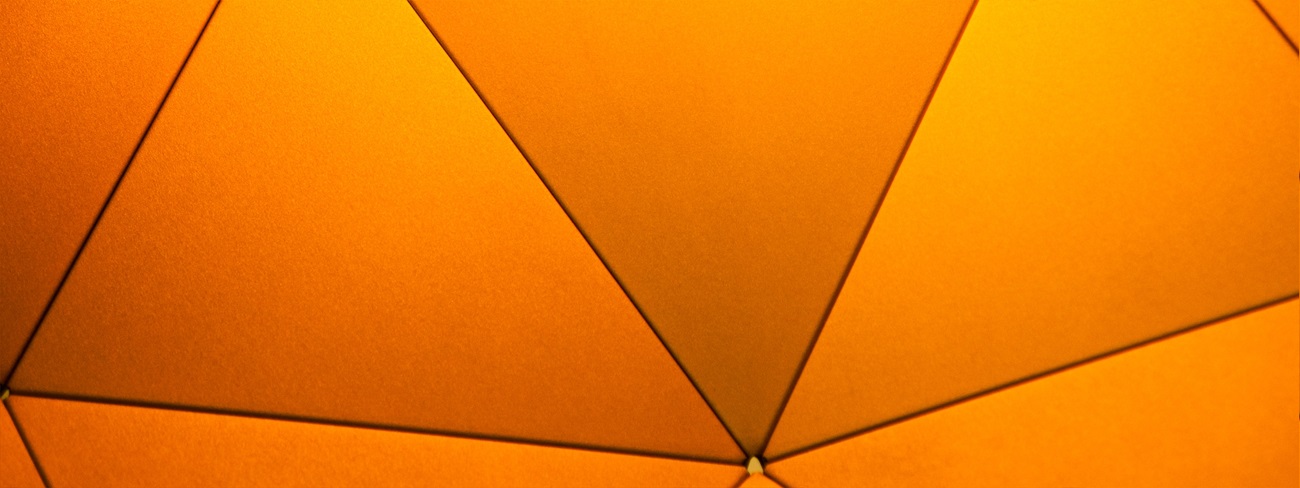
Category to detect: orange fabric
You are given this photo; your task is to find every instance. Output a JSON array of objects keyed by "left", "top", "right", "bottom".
[
  {"left": 739, "top": 474, "right": 784, "bottom": 488},
  {"left": 1258, "top": 0, "right": 1299, "bottom": 44},
  {"left": 0, "top": 404, "right": 43, "bottom": 488},
  {"left": 767, "top": 300, "right": 1300, "bottom": 487},
  {"left": 8, "top": 396, "right": 745, "bottom": 487},
  {"left": 0, "top": 0, "right": 217, "bottom": 376},
  {"left": 10, "top": 0, "right": 739, "bottom": 461},
  {"left": 412, "top": 0, "right": 975, "bottom": 452},
  {"left": 768, "top": 0, "right": 1299, "bottom": 457}
]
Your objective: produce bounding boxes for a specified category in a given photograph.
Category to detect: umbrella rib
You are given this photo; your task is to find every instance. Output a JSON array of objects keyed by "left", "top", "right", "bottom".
[
  {"left": 724, "top": 472, "right": 751, "bottom": 488},
  {"left": 4, "top": 396, "right": 52, "bottom": 488},
  {"left": 0, "top": 0, "right": 225, "bottom": 387},
  {"left": 764, "top": 472, "right": 795, "bottom": 488},
  {"left": 402, "top": 0, "right": 748, "bottom": 457},
  {"left": 753, "top": 0, "right": 983, "bottom": 457},
  {"left": 1249, "top": 0, "right": 1299, "bottom": 54},
  {"left": 4, "top": 389, "right": 744, "bottom": 466},
  {"left": 766, "top": 292, "right": 1300, "bottom": 462}
]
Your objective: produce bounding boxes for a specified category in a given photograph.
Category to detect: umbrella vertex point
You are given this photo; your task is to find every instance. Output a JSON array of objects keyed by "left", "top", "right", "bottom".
[{"left": 746, "top": 456, "right": 764, "bottom": 475}]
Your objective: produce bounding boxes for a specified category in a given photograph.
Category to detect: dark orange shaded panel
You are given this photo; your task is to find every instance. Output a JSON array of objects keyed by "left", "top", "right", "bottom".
[
  {"left": 0, "top": 403, "right": 43, "bottom": 488},
  {"left": 412, "top": 0, "right": 975, "bottom": 453},
  {"left": 9, "top": 396, "right": 745, "bottom": 487},
  {"left": 0, "top": 0, "right": 217, "bottom": 377},
  {"left": 1258, "top": 0, "right": 1299, "bottom": 45},
  {"left": 767, "top": 300, "right": 1300, "bottom": 487},
  {"left": 767, "top": 0, "right": 1299, "bottom": 457},
  {"left": 10, "top": 0, "right": 740, "bottom": 461}
]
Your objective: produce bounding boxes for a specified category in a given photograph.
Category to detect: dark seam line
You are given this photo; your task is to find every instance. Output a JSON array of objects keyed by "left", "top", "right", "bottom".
[
  {"left": 1251, "top": 0, "right": 1299, "bottom": 54},
  {"left": 730, "top": 472, "right": 792, "bottom": 488},
  {"left": 767, "top": 292, "right": 1299, "bottom": 462},
  {"left": 765, "top": 472, "right": 795, "bottom": 488},
  {"left": 402, "top": 0, "right": 748, "bottom": 458},
  {"left": 5, "top": 389, "right": 742, "bottom": 466},
  {"left": 726, "top": 472, "right": 751, "bottom": 488},
  {"left": 4, "top": 397, "right": 52, "bottom": 487},
  {"left": 754, "top": 0, "right": 982, "bottom": 456},
  {"left": 1, "top": 0, "right": 224, "bottom": 386}
]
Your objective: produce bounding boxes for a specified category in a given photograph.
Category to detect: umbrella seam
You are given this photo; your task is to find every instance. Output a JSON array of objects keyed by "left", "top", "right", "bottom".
[
  {"left": 5, "top": 389, "right": 745, "bottom": 466},
  {"left": 1, "top": 0, "right": 226, "bottom": 387},
  {"left": 766, "top": 292, "right": 1300, "bottom": 462},
  {"left": 4, "top": 397, "right": 51, "bottom": 488},
  {"left": 764, "top": 471, "right": 795, "bottom": 488},
  {"left": 754, "top": 0, "right": 983, "bottom": 457},
  {"left": 402, "top": 0, "right": 748, "bottom": 459},
  {"left": 1250, "top": 0, "right": 1299, "bottom": 54},
  {"left": 725, "top": 472, "right": 751, "bottom": 488}
]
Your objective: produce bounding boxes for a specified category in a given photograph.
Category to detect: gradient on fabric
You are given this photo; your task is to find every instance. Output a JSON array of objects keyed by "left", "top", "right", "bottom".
[
  {"left": 766, "top": 300, "right": 1299, "bottom": 487},
  {"left": 0, "top": 403, "right": 43, "bottom": 488},
  {"left": 410, "top": 0, "right": 975, "bottom": 453},
  {"left": 8, "top": 395, "right": 746, "bottom": 488},
  {"left": 767, "top": 0, "right": 1299, "bottom": 457},
  {"left": 0, "top": 0, "right": 217, "bottom": 377},
  {"left": 10, "top": 0, "right": 740, "bottom": 462}
]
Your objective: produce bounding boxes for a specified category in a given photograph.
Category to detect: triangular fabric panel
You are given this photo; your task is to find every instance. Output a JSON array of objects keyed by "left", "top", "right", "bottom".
[
  {"left": 8, "top": 395, "right": 746, "bottom": 487},
  {"left": 739, "top": 474, "right": 784, "bottom": 488},
  {"left": 768, "top": 0, "right": 1299, "bottom": 457},
  {"left": 0, "top": 0, "right": 217, "bottom": 377},
  {"left": 0, "top": 403, "right": 43, "bottom": 488},
  {"left": 766, "top": 300, "right": 1300, "bottom": 487},
  {"left": 10, "top": 0, "right": 740, "bottom": 462},
  {"left": 1258, "top": 0, "right": 1299, "bottom": 44},
  {"left": 411, "top": 0, "right": 976, "bottom": 453}
]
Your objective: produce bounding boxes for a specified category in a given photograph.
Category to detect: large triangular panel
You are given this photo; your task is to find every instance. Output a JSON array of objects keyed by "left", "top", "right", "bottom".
[
  {"left": 0, "top": 0, "right": 218, "bottom": 377},
  {"left": 768, "top": 0, "right": 1299, "bottom": 457},
  {"left": 410, "top": 0, "right": 976, "bottom": 453},
  {"left": 766, "top": 300, "right": 1299, "bottom": 487},
  {"left": 9, "top": 0, "right": 739, "bottom": 462},
  {"left": 0, "top": 403, "right": 43, "bottom": 488},
  {"left": 8, "top": 395, "right": 745, "bottom": 487}
]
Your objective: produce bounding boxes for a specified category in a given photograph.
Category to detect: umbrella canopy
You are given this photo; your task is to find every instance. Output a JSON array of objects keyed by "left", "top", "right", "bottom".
[{"left": 1, "top": 0, "right": 1295, "bottom": 486}]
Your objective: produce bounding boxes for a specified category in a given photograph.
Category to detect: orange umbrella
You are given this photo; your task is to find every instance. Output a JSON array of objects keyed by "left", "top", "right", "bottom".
[{"left": 1, "top": 0, "right": 1295, "bottom": 486}]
